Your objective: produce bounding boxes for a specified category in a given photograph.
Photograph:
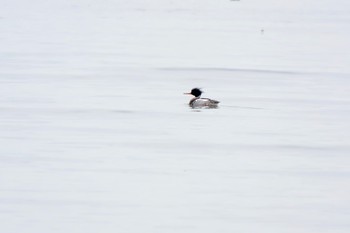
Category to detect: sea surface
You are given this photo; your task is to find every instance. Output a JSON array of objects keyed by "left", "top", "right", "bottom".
[{"left": 1, "top": 1, "right": 350, "bottom": 232}]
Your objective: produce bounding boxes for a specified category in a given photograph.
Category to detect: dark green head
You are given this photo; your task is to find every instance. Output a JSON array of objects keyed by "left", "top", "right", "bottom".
[{"left": 190, "top": 88, "right": 202, "bottom": 97}]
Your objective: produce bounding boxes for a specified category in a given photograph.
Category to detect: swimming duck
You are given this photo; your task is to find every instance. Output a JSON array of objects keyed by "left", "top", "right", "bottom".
[{"left": 184, "top": 88, "right": 219, "bottom": 108}]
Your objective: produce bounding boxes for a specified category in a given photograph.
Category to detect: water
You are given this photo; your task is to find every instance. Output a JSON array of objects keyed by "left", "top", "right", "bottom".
[{"left": 1, "top": 1, "right": 350, "bottom": 232}]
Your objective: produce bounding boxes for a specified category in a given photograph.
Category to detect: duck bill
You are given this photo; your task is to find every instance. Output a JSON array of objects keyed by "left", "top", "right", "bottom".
[{"left": 183, "top": 92, "right": 192, "bottom": 95}]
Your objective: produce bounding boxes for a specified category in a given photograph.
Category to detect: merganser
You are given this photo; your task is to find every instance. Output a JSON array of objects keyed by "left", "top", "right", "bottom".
[{"left": 184, "top": 88, "right": 219, "bottom": 108}]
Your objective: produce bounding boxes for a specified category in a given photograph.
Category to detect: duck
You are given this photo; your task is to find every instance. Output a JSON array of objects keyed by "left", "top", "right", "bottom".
[{"left": 184, "top": 88, "right": 219, "bottom": 108}]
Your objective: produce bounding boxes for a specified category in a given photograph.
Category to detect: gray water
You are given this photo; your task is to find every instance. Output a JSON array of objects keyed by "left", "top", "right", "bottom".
[{"left": 1, "top": 1, "right": 350, "bottom": 232}]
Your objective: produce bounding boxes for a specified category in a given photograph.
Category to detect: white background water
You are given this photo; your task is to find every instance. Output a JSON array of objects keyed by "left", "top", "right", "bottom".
[{"left": 1, "top": 1, "right": 350, "bottom": 232}]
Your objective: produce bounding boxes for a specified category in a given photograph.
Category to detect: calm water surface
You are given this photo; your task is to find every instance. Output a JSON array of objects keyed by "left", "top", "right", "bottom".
[{"left": 1, "top": 1, "right": 350, "bottom": 233}]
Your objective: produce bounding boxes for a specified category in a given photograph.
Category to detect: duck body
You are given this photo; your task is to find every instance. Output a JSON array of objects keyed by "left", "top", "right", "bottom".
[
  {"left": 185, "top": 88, "right": 219, "bottom": 109},
  {"left": 189, "top": 97, "right": 220, "bottom": 108}
]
